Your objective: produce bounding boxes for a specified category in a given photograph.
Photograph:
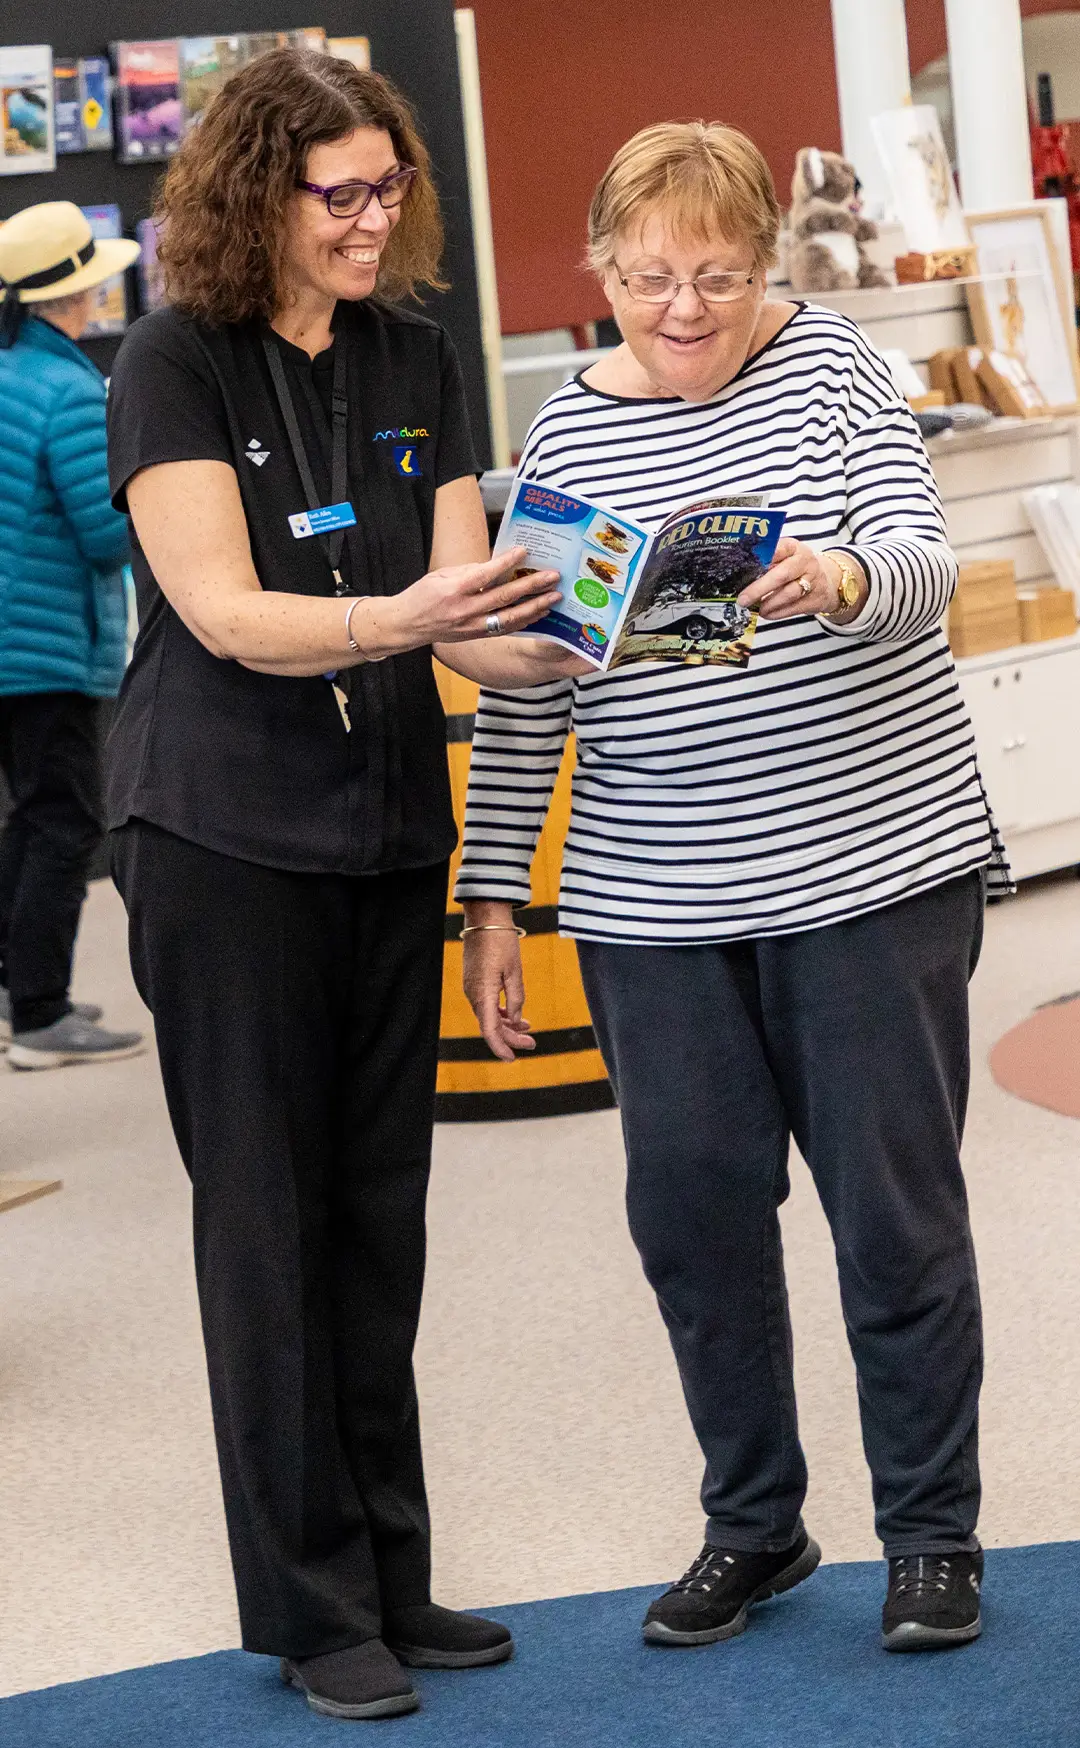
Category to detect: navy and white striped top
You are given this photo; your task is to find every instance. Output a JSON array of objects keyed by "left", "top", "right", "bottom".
[{"left": 455, "top": 303, "right": 1010, "bottom": 943}]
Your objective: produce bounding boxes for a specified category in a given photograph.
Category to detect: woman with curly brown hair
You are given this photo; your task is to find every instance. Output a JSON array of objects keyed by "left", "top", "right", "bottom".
[{"left": 105, "top": 48, "right": 573, "bottom": 1722}]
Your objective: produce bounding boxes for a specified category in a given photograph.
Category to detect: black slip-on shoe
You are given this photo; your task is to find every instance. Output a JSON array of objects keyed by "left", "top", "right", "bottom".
[
  {"left": 280, "top": 1639, "right": 420, "bottom": 1719},
  {"left": 882, "top": 1549, "right": 983, "bottom": 1652},
  {"left": 384, "top": 1602, "right": 514, "bottom": 1668},
  {"left": 643, "top": 1529, "right": 822, "bottom": 1646}
]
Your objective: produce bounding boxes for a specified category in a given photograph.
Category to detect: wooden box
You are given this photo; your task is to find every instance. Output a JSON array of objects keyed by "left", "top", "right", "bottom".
[
  {"left": 927, "top": 348, "right": 961, "bottom": 403},
  {"left": 894, "top": 247, "right": 978, "bottom": 282},
  {"left": 954, "top": 559, "right": 1018, "bottom": 611},
  {"left": 1018, "top": 587, "right": 1078, "bottom": 642},
  {"left": 951, "top": 347, "right": 997, "bottom": 411},
  {"left": 948, "top": 600, "right": 1023, "bottom": 657},
  {"left": 976, "top": 350, "right": 1048, "bottom": 419}
]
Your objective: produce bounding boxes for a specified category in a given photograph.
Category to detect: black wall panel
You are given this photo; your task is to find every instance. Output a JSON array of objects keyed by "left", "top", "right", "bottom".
[{"left": 0, "top": 3, "right": 492, "bottom": 464}]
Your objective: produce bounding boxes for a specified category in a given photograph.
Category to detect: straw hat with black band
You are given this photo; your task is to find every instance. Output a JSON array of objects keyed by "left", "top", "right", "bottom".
[{"left": 0, "top": 201, "right": 140, "bottom": 348}]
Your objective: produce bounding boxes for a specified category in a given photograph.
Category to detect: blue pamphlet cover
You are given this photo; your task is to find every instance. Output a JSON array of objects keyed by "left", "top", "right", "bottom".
[
  {"left": 495, "top": 483, "right": 786, "bottom": 672},
  {"left": 54, "top": 58, "right": 83, "bottom": 153},
  {"left": 78, "top": 56, "right": 113, "bottom": 151}
]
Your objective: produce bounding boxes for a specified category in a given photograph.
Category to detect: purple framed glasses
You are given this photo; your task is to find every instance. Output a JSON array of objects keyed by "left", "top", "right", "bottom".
[{"left": 297, "top": 166, "right": 416, "bottom": 218}]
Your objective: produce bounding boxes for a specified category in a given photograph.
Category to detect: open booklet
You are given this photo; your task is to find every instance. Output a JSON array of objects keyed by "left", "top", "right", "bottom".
[{"left": 494, "top": 481, "right": 787, "bottom": 672}]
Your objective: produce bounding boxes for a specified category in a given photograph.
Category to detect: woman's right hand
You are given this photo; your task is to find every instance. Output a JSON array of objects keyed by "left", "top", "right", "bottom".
[
  {"left": 360, "top": 547, "right": 561, "bottom": 656},
  {"left": 462, "top": 901, "right": 535, "bottom": 1061}
]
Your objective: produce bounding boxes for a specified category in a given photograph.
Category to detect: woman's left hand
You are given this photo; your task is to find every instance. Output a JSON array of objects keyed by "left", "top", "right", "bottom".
[{"left": 738, "top": 539, "right": 856, "bottom": 621}]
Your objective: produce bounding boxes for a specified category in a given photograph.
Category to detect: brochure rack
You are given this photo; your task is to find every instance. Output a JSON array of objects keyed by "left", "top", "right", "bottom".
[{"left": 0, "top": 0, "right": 493, "bottom": 465}]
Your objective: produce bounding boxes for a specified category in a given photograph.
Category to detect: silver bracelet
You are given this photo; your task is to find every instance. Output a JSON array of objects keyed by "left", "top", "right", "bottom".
[
  {"left": 460, "top": 923, "right": 527, "bottom": 938},
  {"left": 344, "top": 596, "right": 389, "bottom": 662}
]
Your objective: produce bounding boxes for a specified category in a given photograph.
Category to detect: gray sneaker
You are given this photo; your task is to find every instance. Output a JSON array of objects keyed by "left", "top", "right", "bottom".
[
  {"left": 8, "top": 1012, "right": 144, "bottom": 1070},
  {"left": 0, "top": 989, "right": 104, "bottom": 1046}
]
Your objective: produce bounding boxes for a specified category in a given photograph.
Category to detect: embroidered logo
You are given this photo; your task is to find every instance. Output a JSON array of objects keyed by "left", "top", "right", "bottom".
[
  {"left": 374, "top": 426, "right": 429, "bottom": 441},
  {"left": 245, "top": 437, "right": 270, "bottom": 467},
  {"left": 392, "top": 444, "right": 420, "bottom": 477}
]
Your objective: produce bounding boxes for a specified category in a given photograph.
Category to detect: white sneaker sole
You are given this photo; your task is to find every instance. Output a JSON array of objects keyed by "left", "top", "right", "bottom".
[{"left": 8, "top": 1040, "right": 146, "bottom": 1071}]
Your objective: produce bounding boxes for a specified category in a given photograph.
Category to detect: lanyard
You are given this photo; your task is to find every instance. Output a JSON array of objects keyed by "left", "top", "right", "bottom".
[{"left": 262, "top": 331, "right": 350, "bottom": 595}]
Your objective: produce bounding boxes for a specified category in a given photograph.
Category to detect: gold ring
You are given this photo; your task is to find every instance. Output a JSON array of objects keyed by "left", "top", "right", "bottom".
[{"left": 798, "top": 577, "right": 812, "bottom": 597}]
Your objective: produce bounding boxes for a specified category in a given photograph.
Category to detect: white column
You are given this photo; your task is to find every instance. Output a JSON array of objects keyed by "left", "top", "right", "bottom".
[
  {"left": 945, "top": 0, "right": 1034, "bottom": 209},
  {"left": 829, "top": 0, "right": 912, "bottom": 218},
  {"left": 454, "top": 10, "right": 512, "bottom": 470}
]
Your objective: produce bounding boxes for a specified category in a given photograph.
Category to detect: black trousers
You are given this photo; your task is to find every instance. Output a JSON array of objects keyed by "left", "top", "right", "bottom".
[
  {"left": 112, "top": 820, "right": 448, "bottom": 1657},
  {"left": 0, "top": 693, "right": 103, "bottom": 1032},
  {"left": 577, "top": 872, "right": 985, "bottom": 1560}
]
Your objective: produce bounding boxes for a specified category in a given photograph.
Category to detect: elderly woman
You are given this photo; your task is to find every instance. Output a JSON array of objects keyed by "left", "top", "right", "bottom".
[
  {"left": 458, "top": 122, "right": 1009, "bottom": 1656},
  {"left": 105, "top": 50, "right": 573, "bottom": 1723}
]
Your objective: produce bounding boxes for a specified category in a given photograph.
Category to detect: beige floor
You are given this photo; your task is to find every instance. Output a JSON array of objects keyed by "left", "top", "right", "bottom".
[{"left": 2, "top": 872, "right": 1080, "bottom": 1699}]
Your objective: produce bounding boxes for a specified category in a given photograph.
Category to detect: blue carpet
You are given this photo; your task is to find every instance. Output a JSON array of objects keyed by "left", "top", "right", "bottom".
[{"left": 2, "top": 1544, "right": 1074, "bottom": 1747}]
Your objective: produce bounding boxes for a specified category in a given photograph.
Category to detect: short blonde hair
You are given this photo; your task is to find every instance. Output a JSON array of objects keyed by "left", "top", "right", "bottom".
[{"left": 586, "top": 121, "right": 781, "bottom": 275}]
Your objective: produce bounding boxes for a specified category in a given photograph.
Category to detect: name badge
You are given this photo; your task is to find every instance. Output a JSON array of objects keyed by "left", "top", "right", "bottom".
[{"left": 288, "top": 502, "right": 357, "bottom": 540}]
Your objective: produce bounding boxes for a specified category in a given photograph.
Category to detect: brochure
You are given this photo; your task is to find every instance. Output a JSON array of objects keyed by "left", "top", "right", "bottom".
[
  {"left": 287, "top": 28, "right": 328, "bottom": 52},
  {"left": 328, "top": 38, "right": 372, "bottom": 70},
  {"left": 244, "top": 32, "right": 289, "bottom": 61},
  {"left": 0, "top": 44, "right": 55, "bottom": 175},
  {"left": 496, "top": 481, "right": 786, "bottom": 672},
  {"left": 136, "top": 216, "right": 167, "bottom": 312},
  {"left": 54, "top": 57, "right": 83, "bottom": 154},
  {"left": 78, "top": 56, "right": 113, "bottom": 152},
  {"left": 113, "top": 40, "right": 182, "bottom": 163},
  {"left": 180, "top": 36, "right": 247, "bottom": 130},
  {"left": 80, "top": 205, "right": 128, "bottom": 337}
]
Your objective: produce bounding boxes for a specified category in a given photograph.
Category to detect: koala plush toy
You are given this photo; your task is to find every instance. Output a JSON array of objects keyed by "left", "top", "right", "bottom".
[{"left": 788, "top": 147, "right": 888, "bottom": 293}]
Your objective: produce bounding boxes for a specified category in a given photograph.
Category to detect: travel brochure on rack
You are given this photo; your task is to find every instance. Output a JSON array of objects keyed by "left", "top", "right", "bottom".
[
  {"left": 12, "top": 30, "right": 363, "bottom": 160},
  {"left": 0, "top": 26, "right": 370, "bottom": 323},
  {"left": 80, "top": 204, "right": 128, "bottom": 336},
  {"left": 113, "top": 40, "right": 183, "bottom": 162},
  {"left": 495, "top": 481, "right": 786, "bottom": 672},
  {"left": 0, "top": 44, "right": 54, "bottom": 175}
]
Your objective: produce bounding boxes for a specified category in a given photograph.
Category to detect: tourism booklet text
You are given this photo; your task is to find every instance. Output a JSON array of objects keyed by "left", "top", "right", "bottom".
[{"left": 494, "top": 481, "right": 786, "bottom": 672}]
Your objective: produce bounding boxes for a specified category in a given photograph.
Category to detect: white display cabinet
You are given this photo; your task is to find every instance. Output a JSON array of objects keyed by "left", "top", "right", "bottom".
[{"left": 956, "top": 635, "right": 1080, "bottom": 879}]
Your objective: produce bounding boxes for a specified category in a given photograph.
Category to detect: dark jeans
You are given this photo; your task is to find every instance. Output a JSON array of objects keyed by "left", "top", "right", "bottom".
[
  {"left": 112, "top": 820, "right": 448, "bottom": 1657},
  {"left": 0, "top": 693, "right": 103, "bottom": 1032},
  {"left": 577, "top": 872, "right": 985, "bottom": 1559}
]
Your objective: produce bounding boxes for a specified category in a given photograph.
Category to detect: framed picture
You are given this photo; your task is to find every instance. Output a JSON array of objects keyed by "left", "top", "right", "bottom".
[
  {"left": 870, "top": 104, "right": 969, "bottom": 254},
  {"left": 965, "top": 206, "right": 1080, "bottom": 415}
]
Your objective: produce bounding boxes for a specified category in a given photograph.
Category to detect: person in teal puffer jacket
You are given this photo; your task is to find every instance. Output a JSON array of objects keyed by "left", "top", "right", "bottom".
[{"left": 0, "top": 201, "right": 144, "bottom": 1068}]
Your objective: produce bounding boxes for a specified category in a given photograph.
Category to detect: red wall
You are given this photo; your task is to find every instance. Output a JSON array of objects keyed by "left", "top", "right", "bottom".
[
  {"left": 470, "top": 0, "right": 841, "bottom": 334},
  {"left": 472, "top": 0, "right": 1080, "bottom": 336}
]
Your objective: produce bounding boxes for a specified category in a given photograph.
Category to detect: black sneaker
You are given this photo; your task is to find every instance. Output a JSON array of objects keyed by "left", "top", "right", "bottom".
[
  {"left": 881, "top": 1550, "right": 983, "bottom": 1652},
  {"left": 384, "top": 1602, "right": 514, "bottom": 1668},
  {"left": 281, "top": 1639, "right": 419, "bottom": 1720},
  {"left": 642, "top": 1529, "right": 822, "bottom": 1646}
]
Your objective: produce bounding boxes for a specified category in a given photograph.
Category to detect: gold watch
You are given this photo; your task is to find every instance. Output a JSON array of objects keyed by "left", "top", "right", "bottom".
[{"left": 827, "top": 555, "right": 862, "bottom": 618}]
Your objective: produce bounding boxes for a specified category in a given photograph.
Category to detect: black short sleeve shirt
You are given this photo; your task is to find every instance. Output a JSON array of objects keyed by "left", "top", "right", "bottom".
[{"left": 105, "top": 300, "right": 478, "bottom": 875}]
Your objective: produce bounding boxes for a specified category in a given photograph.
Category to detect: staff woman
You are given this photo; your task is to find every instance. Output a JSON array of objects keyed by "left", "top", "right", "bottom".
[
  {"left": 107, "top": 49, "right": 569, "bottom": 1723},
  {"left": 458, "top": 122, "right": 1009, "bottom": 1659}
]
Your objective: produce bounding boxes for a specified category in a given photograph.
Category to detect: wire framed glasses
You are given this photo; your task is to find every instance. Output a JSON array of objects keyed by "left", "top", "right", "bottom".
[{"left": 615, "top": 268, "right": 757, "bottom": 305}]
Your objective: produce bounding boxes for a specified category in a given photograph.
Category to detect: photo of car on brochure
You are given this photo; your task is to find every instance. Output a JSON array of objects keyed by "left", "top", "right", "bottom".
[{"left": 494, "top": 480, "right": 784, "bottom": 672}]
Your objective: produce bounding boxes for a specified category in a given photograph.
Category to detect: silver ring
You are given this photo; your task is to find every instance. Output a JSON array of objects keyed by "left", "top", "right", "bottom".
[
  {"left": 798, "top": 577, "right": 812, "bottom": 597},
  {"left": 485, "top": 611, "right": 502, "bottom": 636}
]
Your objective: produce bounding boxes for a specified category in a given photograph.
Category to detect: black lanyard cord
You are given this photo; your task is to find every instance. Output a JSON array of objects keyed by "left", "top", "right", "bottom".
[{"left": 262, "top": 331, "right": 350, "bottom": 593}]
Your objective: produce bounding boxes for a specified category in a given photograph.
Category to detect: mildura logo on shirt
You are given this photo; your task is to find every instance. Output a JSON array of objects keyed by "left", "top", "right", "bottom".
[{"left": 373, "top": 426, "right": 429, "bottom": 441}]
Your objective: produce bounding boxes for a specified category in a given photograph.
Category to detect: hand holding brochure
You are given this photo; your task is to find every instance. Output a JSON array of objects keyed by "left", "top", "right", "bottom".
[{"left": 494, "top": 480, "right": 786, "bottom": 672}]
